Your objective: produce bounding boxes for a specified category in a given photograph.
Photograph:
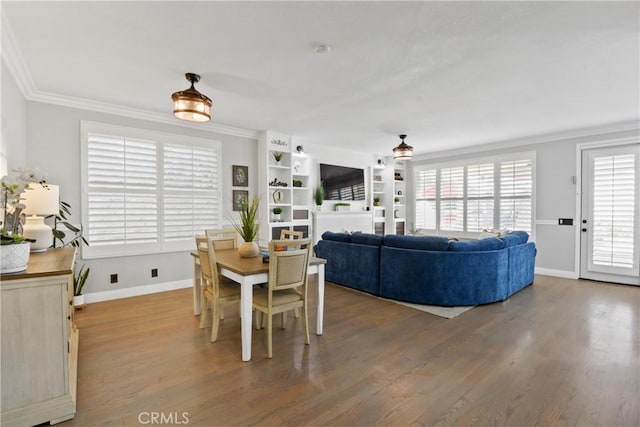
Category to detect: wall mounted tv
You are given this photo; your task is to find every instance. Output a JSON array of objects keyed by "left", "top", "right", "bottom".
[{"left": 319, "top": 163, "right": 366, "bottom": 201}]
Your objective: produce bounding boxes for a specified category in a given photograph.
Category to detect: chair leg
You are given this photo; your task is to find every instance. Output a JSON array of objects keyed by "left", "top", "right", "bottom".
[
  {"left": 255, "top": 310, "right": 262, "bottom": 330},
  {"left": 219, "top": 305, "right": 225, "bottom": 320},
  {"left": 294, "top": 307, "right": 300, "bottom": 318},
  {"left": 302, "top": 303, "right": 310, "bottom": 345},
  {"left": 267, "top": 314, "right": 273, "bottom": 359},
  {"left": 199, "top": 295, "right": 208, "bottom": 329},
  {"left": 211, "top": 299, "right": 220, "bottom": 342},
  {"left": 281, "top": 312, "right": 286, "bottom": 329}
]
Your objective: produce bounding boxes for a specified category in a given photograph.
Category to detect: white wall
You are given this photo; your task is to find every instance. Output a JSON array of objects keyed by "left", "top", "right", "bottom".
[
  {"left": 408, "top": 127, "right": 640, "bottom": 277},
  {"left": 1, "top": 60, "right": 27, "bottom": 175},
  {"left": 24, "top": 101, "right": 258, "bottom": 295}
]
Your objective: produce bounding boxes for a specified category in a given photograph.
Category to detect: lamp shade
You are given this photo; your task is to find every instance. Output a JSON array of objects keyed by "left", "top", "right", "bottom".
[
  {"left": 393, "top": 134, "right": 413, "bottom": 160},
  {"left": 172, "top": 73, "right": 212, "bottom": 122},
  {"left": 22, "top": 184, "right": 59, "bottom": 216}
]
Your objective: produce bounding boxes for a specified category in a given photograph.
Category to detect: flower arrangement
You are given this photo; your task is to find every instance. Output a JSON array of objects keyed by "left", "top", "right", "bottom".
[{"left": 1, "top": 167, "right": 48, "bottom": 245}]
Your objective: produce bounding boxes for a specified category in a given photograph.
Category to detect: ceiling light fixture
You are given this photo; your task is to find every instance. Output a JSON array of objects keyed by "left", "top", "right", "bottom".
[
  {"left": 172, "top": 73, "right": 212, "bottom": 122},
  {"left": 393, "top": 134, "right": 413, "bottom": 160}
]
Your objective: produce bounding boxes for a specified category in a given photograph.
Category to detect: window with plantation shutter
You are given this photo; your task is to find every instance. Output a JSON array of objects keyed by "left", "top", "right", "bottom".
[
  {"left": 499, "top": 160, "right": 533, "bottom": 232},
  {"left": 414, "top": 152, "right": 534, "bottom": 237},
  {"left": 415, "top": 169, "right": 436, "bottom": 229},
  {"left": 591, "top": 153, "right": 636, "bottom": 269},
  {"left": 440, "top": 167, "right": 464, "bottom": 231},
  {"left": 82, "top": 122, "right": 221, "bottom": 258}
]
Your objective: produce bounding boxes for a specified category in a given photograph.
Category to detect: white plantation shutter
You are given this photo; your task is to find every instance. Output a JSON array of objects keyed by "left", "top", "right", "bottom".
[
  {"left": 87, "top": 135, "right": 158, "bottom": 246},
  {"left": 163, "top": 144, "right": 219, "bottom": 241},
  {"left": 440, "top": 167, "right": 464, "bottom": 231},
  {"left": 466, "top": 163, "right": 494, "bottom": 232},
  {"left": 591, "top": 154, "right": 636, "bottom": 269},
  {"left": 82, "top": 122, "right": 221, "bottom": 258},
  {"left": 500, "top": 160, "right": 533, "bottom": 232},
  {"left": 415, "top": 169, "right": 436, "bottom": 229},
  {"left": 413, "top": 153, "right": 534, "bottom": 237}
]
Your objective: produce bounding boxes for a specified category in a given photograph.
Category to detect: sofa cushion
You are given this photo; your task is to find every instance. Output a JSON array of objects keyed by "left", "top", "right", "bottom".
[
  {"left": 350, "top": 233, "right": 384, "bottom": 247},
  {"left": 500, "top": 231, "right": 529, "bottom": 247},
  {"left": 321, "top": 231, "right": 352, "bottom": 243},
  {"left": 383, "top": 234, "right": 450, "bottom": 251},
  {"left": 448, "top": 237, "right": 506, "bottom": 252}
]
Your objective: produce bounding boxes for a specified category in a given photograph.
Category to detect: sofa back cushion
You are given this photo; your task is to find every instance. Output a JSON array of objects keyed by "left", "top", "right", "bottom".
[
  {"left": 321, "top": 231, "right": 352, "bottom": 243},
  {"left": 500, "top": 231, "right": 530, "bottom": 247},
  {"left": 448, "top": 237, "right": 506, "bottom": 252},
  {"left": 350, "top": 233, "right": 384, "bottom": 247},
  {"left": 383, "top": 234, "right": 450, "bottom": 251}
]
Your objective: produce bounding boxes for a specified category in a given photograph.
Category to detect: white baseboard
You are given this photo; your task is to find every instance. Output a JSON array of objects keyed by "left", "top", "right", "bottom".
[
  {"left": 535, "top": 267, "right": 579, "bottom": 279},
  {"left": 83, "top": 279, "right": 192, "bottom": 304}
]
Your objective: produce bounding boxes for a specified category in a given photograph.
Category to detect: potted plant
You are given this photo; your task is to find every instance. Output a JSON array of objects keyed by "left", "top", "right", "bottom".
[
  {"left": 272, "top": 151, "right": 285, "bottom": 165},
  {"left": 0, "top": 167, "right": 47, "bottom": 273},
  {"left": 73, "top": 263, "right": 90, "bottom": 306},
  {"left": 313, "top": 184, "right": 324, "bottom": 211},
  {"left": 373, "top": 197, "right": 381, "bottom": 206},
  {"left": 334, "top": 202, "right": 351, "bottom": 212},
  {"left": 231, "top": 194, "right": 261, "bottom": 257},
  {"left": 272, "top": 207, "right": 282, "bottom": 221}
]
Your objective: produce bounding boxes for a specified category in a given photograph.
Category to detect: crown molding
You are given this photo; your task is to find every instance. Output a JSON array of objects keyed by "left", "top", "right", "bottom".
[
  {"left": 29, "top": 90, "right": 259, "bottom": 139},
  {"left": 1, "top": 12, "right": 258, "bottom": 140},
  {"left": 412, "top": 120, "right": 640, "bottom": 162}
]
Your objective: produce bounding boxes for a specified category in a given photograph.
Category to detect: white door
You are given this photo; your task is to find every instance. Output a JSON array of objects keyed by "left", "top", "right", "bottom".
[{"left": 580, "top": 144, "right": 640, "bottom": 285}]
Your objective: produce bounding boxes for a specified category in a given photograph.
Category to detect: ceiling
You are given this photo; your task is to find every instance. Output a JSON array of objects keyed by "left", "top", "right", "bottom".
[{"left": 2, "top": 1, "right": 639, "bottom": 156}]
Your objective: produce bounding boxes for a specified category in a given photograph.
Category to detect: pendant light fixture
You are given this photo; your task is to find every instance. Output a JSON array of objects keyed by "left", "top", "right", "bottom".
[
  {"left": 393, "top": 134, "right": 413, "bottom": 160},
  {"left": 172, "top": 73, "right": 212, "bottom": 122}
]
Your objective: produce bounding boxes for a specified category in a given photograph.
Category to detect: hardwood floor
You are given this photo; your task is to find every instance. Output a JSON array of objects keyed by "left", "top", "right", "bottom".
[{"left": 61, "top": 275, "right": 639, "bottom": 426}]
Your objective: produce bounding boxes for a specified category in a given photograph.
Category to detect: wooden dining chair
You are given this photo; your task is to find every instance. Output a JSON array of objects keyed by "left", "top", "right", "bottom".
[
  {"left": 280, "top": 229, "right": 304, "bottom": 240},
  {"left": 195, "top": 235, "right": 241, "bottom": 342},
  {"left": 253, "top": 238, "right": 311, "bottom": 358},
  {"left": 205, "top": 228, "right": 238, "bottom": 250},
  {"left": 279, "top": 229, "right": 305, "bottom": 318}
]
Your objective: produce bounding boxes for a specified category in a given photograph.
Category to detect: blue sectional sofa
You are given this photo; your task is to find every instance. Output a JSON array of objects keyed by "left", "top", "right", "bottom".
[{"left": 314, "top": 231, "right": 536, "bottom": 306}]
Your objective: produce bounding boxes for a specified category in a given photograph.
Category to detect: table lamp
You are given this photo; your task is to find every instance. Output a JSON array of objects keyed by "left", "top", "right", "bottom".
[{"left": 21, "top": 184, "right": 59, "bottom": 252}]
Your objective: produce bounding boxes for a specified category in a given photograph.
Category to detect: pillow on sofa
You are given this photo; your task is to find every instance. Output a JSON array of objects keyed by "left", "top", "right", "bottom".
[
  {"left": 500, "top": 231, "right": 529, "bottom": 247},
  {"left": 350, "top": 233, "right": 384, "bottom": 247},
  {"left": 383, "top": 234, "right": 450, "bottom": 251},
  {"left": 448, "top": 237, "right": 506, "bottom": 252},
  {"left": 321, "top": 231, "right": 352, "bottom": 243}
]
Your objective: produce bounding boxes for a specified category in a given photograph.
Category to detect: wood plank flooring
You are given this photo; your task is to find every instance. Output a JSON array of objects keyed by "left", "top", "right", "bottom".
[{"left": 60, "top": 275, "right": 639, "bottom": 426}]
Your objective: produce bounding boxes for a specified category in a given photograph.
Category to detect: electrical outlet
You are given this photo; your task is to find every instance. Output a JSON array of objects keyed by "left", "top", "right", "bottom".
[
  {"left": 110, "top": 273, "right": 118, "bottom": 284},
  {"left": 151, "top": 268, "right": 158, "bottom": 278}
]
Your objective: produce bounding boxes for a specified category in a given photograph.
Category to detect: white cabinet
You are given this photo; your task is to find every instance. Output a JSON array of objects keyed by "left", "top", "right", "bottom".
[
  {"left": 1, "top": 248, "right": 78, "bottom": 427},
  {"left": 370, "top": 164, "right": 386, "bottom": 235},
  {"left": 258, "top": 131, "right": 312, "bottom": 243},
  {"left": 368, "top": 158, "right": 406, "bottom": 235}
]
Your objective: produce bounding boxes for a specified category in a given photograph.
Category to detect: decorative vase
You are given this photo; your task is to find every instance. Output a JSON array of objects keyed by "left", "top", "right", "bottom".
[
  {"left": 273, "top": 213, "right": 281, "bottom": 222},
  {"left": 73, "top": 294, "right": 85, "bottom": 307},
  {"left": 0, "top": 242, "right": 31, "bottom": 274},
  {"left": 238, "top": 241, "right": 260, "bottom": 258},
  {"left": 315, "top": 204, "right": 322, "bottom": 212}
]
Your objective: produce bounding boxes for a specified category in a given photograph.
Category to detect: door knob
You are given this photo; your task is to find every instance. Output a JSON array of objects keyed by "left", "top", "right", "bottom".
[
  {"left": 582, "top": 219, "right": 587, "bottom": 224},
  {"left": 582, "top": 228, "right": 587, "bottom": 232}
]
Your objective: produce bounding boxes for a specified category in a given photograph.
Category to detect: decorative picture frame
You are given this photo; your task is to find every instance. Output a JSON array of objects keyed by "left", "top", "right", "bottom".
[
  {"left": 232, "top": 190, "right": 249, "bottom": 211},
  {"left": 232, "top": 165, "right": 248, "bottom": 187}
]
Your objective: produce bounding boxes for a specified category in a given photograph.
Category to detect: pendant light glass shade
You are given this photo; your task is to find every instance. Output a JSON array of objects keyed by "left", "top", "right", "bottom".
[
  {"left": 393, "top": 134, "right": 413, "bottom": 160},
  {"left": 172, "top": 73, "right": 212, "bottom": 122}
]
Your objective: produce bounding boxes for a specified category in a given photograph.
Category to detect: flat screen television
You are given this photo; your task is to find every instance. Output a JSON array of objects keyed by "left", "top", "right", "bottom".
[{"left": 319, "top": 163, "right": 366, "bottom": 201}]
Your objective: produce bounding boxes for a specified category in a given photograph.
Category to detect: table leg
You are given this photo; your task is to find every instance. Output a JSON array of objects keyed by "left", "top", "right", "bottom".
[
  {"left": 316, "top": 264, "right": 325, "bottom": 335},
  {"left": 193, "top": 257, "right": 202, "bottom": 316},
  {"left": 240, "top": 279, "right": 253, "bottom": 361}
]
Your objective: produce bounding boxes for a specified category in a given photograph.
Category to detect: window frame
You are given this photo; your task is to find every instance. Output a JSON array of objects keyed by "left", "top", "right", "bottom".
[
  {"left": 414, "top": 151, "right": 536, "bottom": 239},
  {"left": 81, "top": 121, "right": 222, "bottom": 259}
]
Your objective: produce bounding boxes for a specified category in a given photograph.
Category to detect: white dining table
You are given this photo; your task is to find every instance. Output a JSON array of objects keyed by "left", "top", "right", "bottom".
[{"left": 191, "top": 249, "right": 326, "bottom": 361}]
